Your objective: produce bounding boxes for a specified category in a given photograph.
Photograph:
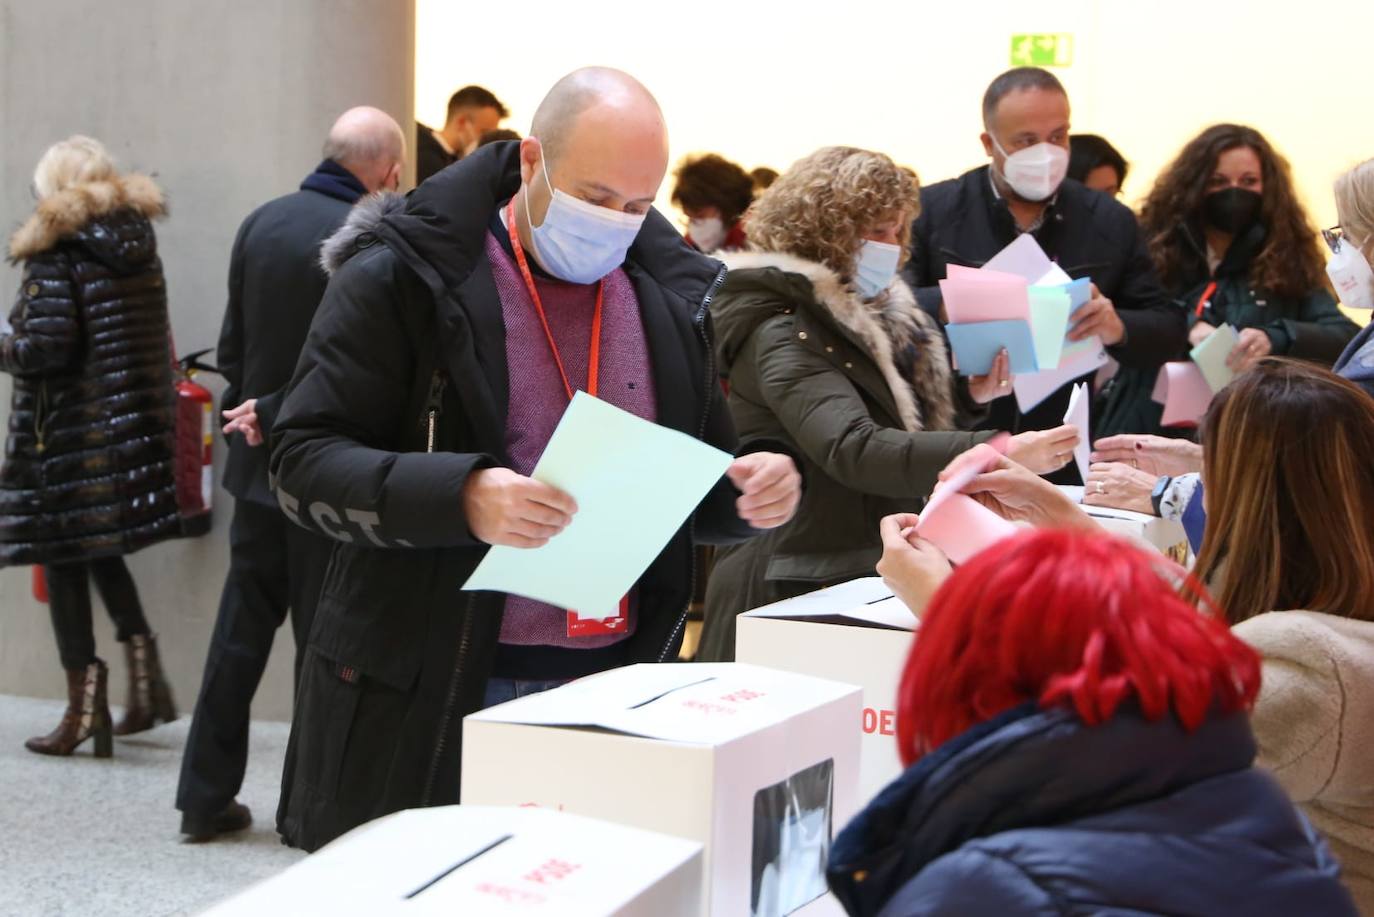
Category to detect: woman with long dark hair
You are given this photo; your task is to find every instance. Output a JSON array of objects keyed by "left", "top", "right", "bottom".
[{"left": 1141, "top": 124, "right": 1356, "bottom": 366}]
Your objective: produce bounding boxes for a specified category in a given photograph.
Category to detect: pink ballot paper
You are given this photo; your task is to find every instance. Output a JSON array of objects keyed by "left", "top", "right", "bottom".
[
  {"left": 916, "top": 494, "right": 1019, "bottom": 565},
  {"left": 939, "top": 269, "right": 1031, "bottom": 324},
  {"left": 915, "top": 435, "right": 1016, "bottom": 564},
  {"left": 1152, "top": 361, "right": 1214, "bottom": 427}
]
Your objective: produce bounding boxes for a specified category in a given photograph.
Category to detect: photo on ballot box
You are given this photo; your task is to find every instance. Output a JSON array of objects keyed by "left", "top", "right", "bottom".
[{"left": 750, "top": 758, "right": 834, "bottom": 917}]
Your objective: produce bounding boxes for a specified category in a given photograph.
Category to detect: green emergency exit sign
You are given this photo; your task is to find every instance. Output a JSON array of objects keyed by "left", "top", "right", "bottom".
[{"left": 1010, "top": 33, "right": 1074, "bottom": 68}]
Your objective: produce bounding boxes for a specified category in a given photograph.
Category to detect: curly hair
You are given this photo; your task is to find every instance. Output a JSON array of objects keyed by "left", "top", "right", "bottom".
[
  {"left": 746, "top": 147, "right": 920, "bottom": 281},
  {"left": 1140, "top": 124, "right": 1328, "bottom": 301},
  {"left": 670, "top": 154, "right": 755, "bottom": 226}
]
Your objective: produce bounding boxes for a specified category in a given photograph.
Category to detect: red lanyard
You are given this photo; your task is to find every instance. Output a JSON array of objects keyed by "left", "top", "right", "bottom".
[
  {"left": 1195, "top": 281, "right": 1217, "bottom": 318},
  {"left": 506, "top": 199, "right": 603, "bottom": 400}
]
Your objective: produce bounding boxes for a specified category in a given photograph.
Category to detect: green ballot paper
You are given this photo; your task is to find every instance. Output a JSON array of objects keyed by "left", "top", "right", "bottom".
[
  {"left": 463, "top": 392, "right": 735, "bottom": 614},
  {"left": 1190, "top": 324, "right": 1240, "bottom": 394},
  {"left": 1028, "top": 287, "right": 1073, "bottom": 371}
]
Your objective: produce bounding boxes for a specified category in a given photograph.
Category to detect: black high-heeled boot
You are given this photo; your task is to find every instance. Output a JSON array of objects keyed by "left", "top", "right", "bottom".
[
  {"left": 24, "top": 659, "right": 113, "bottom": 757},
  {"left": 113, "top": 633, "right": 177, "bottom": 735}
]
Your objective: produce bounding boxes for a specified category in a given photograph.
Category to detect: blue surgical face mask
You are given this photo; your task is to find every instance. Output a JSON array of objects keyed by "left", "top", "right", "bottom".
[
  {"left": 853, "top": 240, "right": 902, "bottom": 299},
  {"left": 523, "top": 152, "right": 647, "bottom": 284}
]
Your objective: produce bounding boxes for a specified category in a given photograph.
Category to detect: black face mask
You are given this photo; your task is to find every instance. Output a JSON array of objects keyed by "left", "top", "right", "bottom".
[{"left": 1203, "top": 187, "right": 1262, "bottom": 235}]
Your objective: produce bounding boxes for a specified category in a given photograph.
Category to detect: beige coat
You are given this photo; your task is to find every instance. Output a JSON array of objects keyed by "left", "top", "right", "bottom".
[{"left": 1236, "top": 610, "right": 1374, "bottom": 914}]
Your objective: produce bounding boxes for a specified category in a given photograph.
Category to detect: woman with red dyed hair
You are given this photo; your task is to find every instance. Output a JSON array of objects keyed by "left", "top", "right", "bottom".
[
  {"left": 827, "top": 527, "right": 1356, "bottom": 916},
  {"left": 893, "top": 359, "right": 1374, "bottom": 913}
]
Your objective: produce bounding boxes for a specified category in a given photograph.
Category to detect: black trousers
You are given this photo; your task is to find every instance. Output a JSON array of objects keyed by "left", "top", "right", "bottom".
[
  {"left": 45, "top": 556, "right": 151, "bottom": 670},
  {"left": 176, "top": 498, "right": 333, "bottom": 817}
]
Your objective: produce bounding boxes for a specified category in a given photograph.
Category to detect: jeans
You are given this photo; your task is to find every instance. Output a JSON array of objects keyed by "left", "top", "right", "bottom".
[
  {"left": 45, "top": 556, "right": 151, "bottom": 670},
  {"left": 481, "top": 677, "right": 567, "bottom": 709}
]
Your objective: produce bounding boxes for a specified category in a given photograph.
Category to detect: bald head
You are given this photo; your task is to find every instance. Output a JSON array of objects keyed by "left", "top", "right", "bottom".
[
  {"left": 515, "top": 68, "right": 669, "bottom": 254},
  {"left": 322, "top": 106, "right": 406, "bottom": 193},
  {"left": 530, "top": 67, "right": 666, "bottom": 168}
]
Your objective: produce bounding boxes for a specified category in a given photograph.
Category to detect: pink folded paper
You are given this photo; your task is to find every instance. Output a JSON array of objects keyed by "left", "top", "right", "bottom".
[
  {"left": 916, "top": 492, "right": 1019, "bottom": 565},
  {"left": 1152, "top": 361, "right": 1213, "bottom": 427},
  {"left": 939, "top": 267, "right": 1031, "bottom": 324}
]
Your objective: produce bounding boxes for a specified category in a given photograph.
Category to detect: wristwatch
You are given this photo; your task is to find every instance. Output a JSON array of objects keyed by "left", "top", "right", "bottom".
[{"left": 1150, "top": 475, "right": 1173, "bottom": 517}]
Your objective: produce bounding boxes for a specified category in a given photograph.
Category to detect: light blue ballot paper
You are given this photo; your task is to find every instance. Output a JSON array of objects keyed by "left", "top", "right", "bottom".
[
  {"left": 1190, "top": 324, "right": 1240, "bottom": 394},
  {"left": 463, "top": 392, "right": 734, "bottom": 614},
  {"left": 946, "top": 320, "right": 1038, "bottom": 375}
]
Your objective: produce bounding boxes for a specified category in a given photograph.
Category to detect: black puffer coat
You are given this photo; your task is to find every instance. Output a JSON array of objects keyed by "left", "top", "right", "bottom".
[{"left": 0, "top": 173, "right": 179, "bottom": 566}]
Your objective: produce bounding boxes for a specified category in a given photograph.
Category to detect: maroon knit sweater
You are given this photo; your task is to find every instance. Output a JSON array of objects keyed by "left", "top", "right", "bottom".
[{"left": 485, "top": 229, "right": 657, "bottom": 651}]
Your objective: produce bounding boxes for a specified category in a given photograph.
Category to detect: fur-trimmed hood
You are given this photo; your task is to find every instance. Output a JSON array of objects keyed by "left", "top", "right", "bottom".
[
  {"left": 9, "top": 173, "right": 165, "bottom": 262},
  {"left": 319, "top": 190, "right": 407, "bottom": 275},
  {"left": 713, "top": 249, "right": 956, "bottom": 433}
]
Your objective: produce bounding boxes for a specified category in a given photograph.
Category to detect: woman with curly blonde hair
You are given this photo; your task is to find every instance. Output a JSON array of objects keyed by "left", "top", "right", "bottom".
[{"left": 696, "top": 146, "right": 1079, "bottom": 660}]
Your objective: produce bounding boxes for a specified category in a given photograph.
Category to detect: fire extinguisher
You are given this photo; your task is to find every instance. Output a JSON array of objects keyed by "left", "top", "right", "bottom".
[{"left": 175, "top": 348, "right": 218, "bottom": 537}]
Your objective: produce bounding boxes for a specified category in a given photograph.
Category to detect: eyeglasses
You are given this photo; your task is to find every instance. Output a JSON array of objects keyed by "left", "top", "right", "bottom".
[{"left": 1323, "top": 225, "right": 1345, "bottom": 254}]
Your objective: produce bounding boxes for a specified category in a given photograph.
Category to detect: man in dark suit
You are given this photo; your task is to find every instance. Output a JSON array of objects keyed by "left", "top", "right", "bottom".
[
  {"left": 416, "top": 85, "right": 508, "bottom": 184},
  {"left": 175, "top": 106, "right": 406, "bottom": 842}
]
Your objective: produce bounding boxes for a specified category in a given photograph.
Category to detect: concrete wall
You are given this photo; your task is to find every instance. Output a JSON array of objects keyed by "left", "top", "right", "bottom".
[{"left": 0, "top": 0, "right": 415, "bottom": 721}]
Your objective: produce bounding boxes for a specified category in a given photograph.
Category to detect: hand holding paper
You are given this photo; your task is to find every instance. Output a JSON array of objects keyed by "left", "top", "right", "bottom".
[
  {"left": 1189, "top": 323, "right": 1239, "bottom": 393},
  {"left": 915, "top": 439, "right": 1019, "bottom": 564},
  {"left": 1153, "top": 324, "right": 1242, "bottom": 427},
  {"left": 1068, "top": 284, "right": 1126, "bottom": 345},
  {"left": 1227, "top": 326, "right": 1273, "bottom": 373},
  {"left": 463, "top": 392, "right": 734, "bottom": 613},
  {"left": 876, "top": 513, "right": 952, "bottom": 612},
  {"left": 944, "top": 236, "right": 1108, "bottom": 388},
  {"left": 463, "top": 468, "right": 578, "bottom": 549},
  {"left": 936, "top": 445, "right": 1089, "bottom": 531}
]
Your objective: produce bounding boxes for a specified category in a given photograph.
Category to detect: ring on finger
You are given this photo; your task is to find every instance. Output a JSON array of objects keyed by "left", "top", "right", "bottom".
[{"left": 1095, "top": 481, "right": 1106, "bottom": 494}]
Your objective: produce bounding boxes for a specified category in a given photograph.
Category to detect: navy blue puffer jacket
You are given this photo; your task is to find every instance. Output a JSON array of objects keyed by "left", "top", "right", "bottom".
[{"left": 828, "top": 703, "right": 1356, "bottom": 916}]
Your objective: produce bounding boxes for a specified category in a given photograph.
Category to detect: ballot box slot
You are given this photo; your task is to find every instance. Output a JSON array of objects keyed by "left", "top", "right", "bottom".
[
  {"left": 403, "top": 833, "right": 514, "bottom": 899},
  {"left": 627, "top": 676, "right": 718, "bottom": 710}
]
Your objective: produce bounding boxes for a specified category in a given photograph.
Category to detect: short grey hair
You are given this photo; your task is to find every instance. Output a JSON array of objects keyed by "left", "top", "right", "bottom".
[
  {"left": 321, "top": 107, "right": 405, "bottom": 167},
  {"left": 982, "top": 67, "right": 1067, "bottom": 129}
]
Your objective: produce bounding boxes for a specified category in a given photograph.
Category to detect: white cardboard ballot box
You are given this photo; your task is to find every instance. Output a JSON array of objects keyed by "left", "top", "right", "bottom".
[
  {"left": 462, "top": 662, "right": 862, "bottom": 917},
  {"left": 1060, "top": 486, "right": 1192, "bottom": 564},
  {"left": 203, "top": 805, "right": 703, "bottom": 916},
  {"left": 736, "top": 578, "right": 915, "bottom": 808}
]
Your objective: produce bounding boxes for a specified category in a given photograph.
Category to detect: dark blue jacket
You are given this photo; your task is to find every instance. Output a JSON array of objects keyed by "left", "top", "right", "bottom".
[{"left": 829, "top": 703, "right": 1356, "bottom": 916}]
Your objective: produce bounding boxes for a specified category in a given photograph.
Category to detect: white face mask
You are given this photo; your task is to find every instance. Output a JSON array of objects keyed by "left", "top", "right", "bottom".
[
  {"left": 524, "top": 152, "right": 647, "bottom": 284},
  {"left": 991, "top": 136, "right": 1069, "bottom": 202},
  {"left": 1327, "top": 235, "right": 1374, "bottom": 310},
  {"left": 687, "top": 216, "right": 727, "bottom": 253},
  {"left": 853, "top": 240, "right": 902, "bottom": 299}
]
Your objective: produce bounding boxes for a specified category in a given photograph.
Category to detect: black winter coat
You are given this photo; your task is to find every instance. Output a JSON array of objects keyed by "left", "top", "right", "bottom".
[
  {"left": 903, "top": 166, "right": 1186, "bottom": 437},
  {"left": 0, "top": 174, "right": 178, "bottom": 567},
  {"left": 269, "top": 143, "right": 767, "bottom": 852},
  {"left": 829, "top": 703, "right": 1357, "bottom": 916},
  {"left": 1176, "top": 222, "right": 1357, "bottom": 361},
  {"left": 217, "top": 161, "right": 364, "bottom": 505}
]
